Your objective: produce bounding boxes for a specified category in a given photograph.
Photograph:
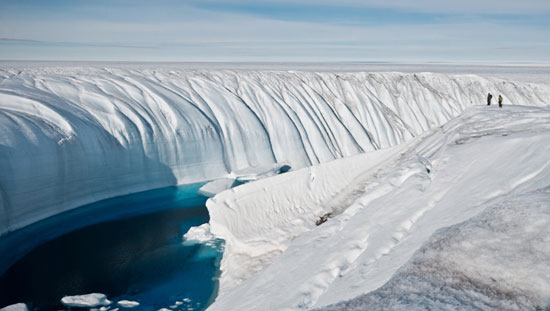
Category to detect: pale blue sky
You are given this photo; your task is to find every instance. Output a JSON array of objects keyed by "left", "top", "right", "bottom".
[{"left": 1, "top": 0, "right": 549, "bottom": 62}]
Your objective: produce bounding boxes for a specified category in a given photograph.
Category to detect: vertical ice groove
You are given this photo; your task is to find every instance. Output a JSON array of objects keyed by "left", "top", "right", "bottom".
[
  {"left": 285, "top": 81, "right": 336, "bottom": 163},
  {"left": 238, "top": 77, "right": 309, "bottom": 165},
  {"left": 219, "top": 82, "right": 278, "bottom": 164},
  {"left": 1, "top": 68, "right": 550, "bottom": 234},
  {"left": 278, "top": 88, "right": 319, "bottom": 165}
]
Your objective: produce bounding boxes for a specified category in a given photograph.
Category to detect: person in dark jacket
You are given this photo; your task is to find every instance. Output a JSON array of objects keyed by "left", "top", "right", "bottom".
[
  {"left": 498, "top": 95, "right": 503, "bottom": 108},
  {"left": 487, "top": 93, "right": 493, "bottom": 105}
]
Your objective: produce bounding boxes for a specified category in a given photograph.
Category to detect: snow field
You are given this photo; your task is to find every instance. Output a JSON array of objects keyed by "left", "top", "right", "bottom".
[{"left": 320, "top": 189, "right": 550, "bottom": 311}]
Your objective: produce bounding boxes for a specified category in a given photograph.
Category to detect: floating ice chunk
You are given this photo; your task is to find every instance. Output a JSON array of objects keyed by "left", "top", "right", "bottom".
[
  {"left": 117, "top": 300, "right": 139, "bottom": 308},
  {"left": 0, "top": 303, "right": 28, "bottom": 311},
  {"left": 61, "top": 293, "right": 111, "bottom": 308},
  {"left": 183, "top": 223, "right": 214, "bottom": 244}
]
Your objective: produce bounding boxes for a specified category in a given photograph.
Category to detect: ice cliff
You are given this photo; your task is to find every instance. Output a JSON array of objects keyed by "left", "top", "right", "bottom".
[{"left": 1, "top": 67, "right": 549, "bottom": 234}]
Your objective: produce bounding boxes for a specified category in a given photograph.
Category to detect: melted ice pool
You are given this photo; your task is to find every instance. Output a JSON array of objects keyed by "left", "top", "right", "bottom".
[{"left": 0, "top": 184, "right": 223, "bottom": 311}]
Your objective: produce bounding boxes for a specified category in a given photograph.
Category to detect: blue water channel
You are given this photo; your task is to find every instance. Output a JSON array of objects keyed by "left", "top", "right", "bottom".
[{"left": 0, "top": 183, "right": 224, "bottom": 311}]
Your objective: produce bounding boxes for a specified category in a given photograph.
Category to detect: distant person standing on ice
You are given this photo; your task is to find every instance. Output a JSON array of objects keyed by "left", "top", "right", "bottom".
[
  {"left": 498, "top": 95, "right": 504, "bottom": 108},
  {"left": 487, "top": 93, "right": 493, "bottom": 105}
]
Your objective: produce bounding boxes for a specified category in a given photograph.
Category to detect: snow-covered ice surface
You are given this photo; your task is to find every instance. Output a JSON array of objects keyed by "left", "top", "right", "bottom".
[
  {"left": 207, "top": 105, "right": 550, "bottom": 310},
  {"left": 2, "top": 65, "right": 550, "bottom": 234},
  {"left": 319, "top": 189, "right": 550, "bottom": 311},
  {"left": 2, "top": 61, "right": 550, "bottom": 84}
]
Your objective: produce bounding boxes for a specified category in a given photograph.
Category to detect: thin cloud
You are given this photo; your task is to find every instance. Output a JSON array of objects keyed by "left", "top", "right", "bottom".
[
  {"left": 0, "top": 0, "right": 548, "bottom": 62},
  {"left": 192, "top": 0, "right": 550, "bottom": 14},
  {"left": 0, "top": 38, "right": 43, "bottom": 43},
  {"left": 0, "top": 38, "right": 155, "bottom": 49}
]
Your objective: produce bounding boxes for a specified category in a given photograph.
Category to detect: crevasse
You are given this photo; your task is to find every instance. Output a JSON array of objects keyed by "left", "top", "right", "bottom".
[{"left": 1, "top": 68, "right": 549, "bottom": 234}]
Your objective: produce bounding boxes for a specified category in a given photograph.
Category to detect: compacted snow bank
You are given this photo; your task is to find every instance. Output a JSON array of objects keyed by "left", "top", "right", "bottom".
[
  {"left": 1, "top": 67, "right": 550, "bottom": 234},
  {"left": 206, "top": 105, "right": 550, "bottom": 310},
  {"left": 206, "top": 143, "right": 409, "bottom": 293}
]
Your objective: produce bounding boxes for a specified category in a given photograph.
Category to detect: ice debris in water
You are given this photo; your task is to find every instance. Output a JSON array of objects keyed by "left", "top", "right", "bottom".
[
  {"left": 183, "top": 224, "right": 215, "bottom": 244},
  {"left": 116, "top": 300, "right": 140, "bottom": 308},
  {"left": 0, "top": 303, "right": 28, "bottom": 311},
  {"left": 61, "top": 293, "right": 111, "bottom": 308}
]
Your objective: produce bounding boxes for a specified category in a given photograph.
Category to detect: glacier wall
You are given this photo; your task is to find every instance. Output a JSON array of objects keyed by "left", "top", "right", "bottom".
[{"left": 1, "top": 67, "right": 549, "bottom": 234}]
